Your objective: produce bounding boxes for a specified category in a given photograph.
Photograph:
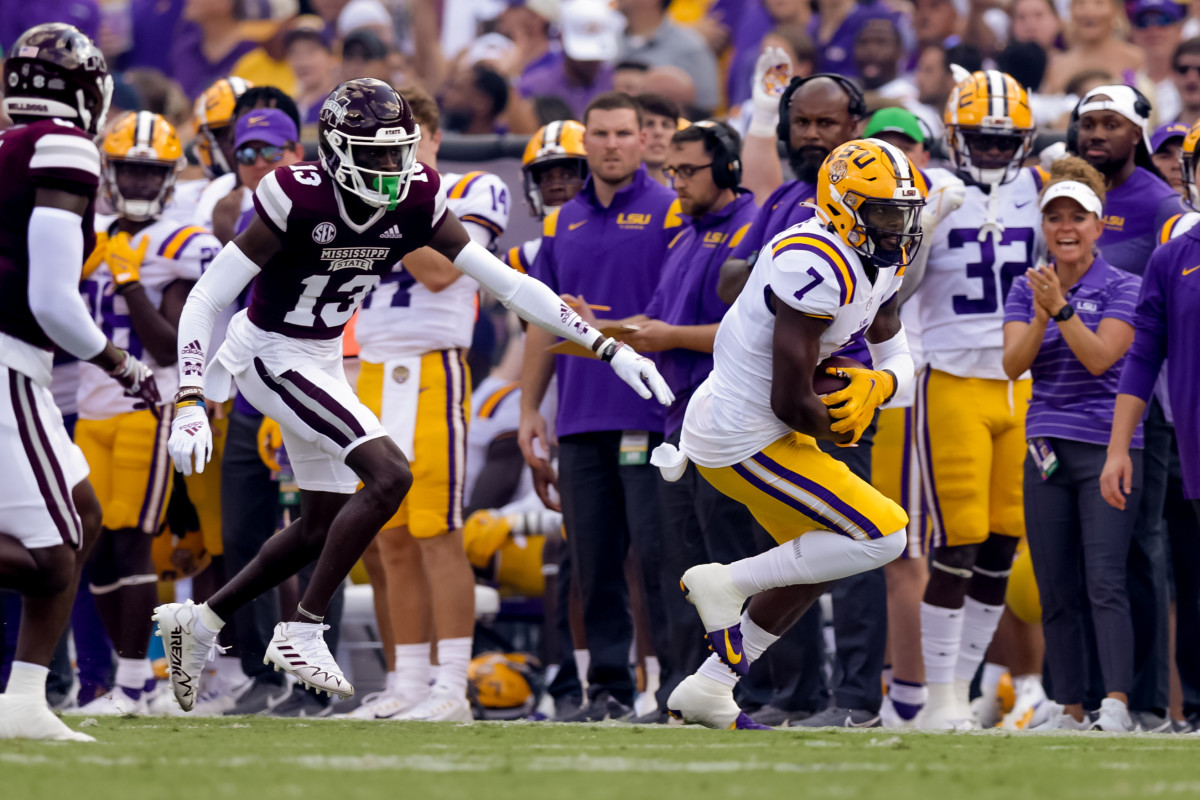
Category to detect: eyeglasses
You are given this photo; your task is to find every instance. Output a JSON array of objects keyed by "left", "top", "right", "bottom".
[
  {"left": 1174, "top": 63, "right": 1200, "bottom": 77},
  {"left": 235, "top": 144, "right": 288, "bottom": 166},
  {"left": 663, "top": 162, "right": 713, "bottom": 180}
]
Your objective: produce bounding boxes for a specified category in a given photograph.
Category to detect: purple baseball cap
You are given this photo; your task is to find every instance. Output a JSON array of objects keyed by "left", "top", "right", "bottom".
[
  {"left": 1128, "top": 0, "right": 1187, "bottom": 26},
  {"left": 235, "top": 108, "right": 298, "bottom": 148},
  {"left": 1151, "top": 121, "right": 1190, "bottom": 153}
]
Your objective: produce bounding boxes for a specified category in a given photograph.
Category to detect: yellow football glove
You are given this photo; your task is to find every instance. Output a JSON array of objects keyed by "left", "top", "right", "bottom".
[
  {"left": 81, "top": 231, "right": 109, "bottom": 280},
  {"left": 819, "top": 367, "right": 895, "bottom": 441},
  {"left": 257, "top": 416, "right": 284, "bottom": 472},
  {"left": 108, "top": 231, "right": 149, "bottom": 287}
]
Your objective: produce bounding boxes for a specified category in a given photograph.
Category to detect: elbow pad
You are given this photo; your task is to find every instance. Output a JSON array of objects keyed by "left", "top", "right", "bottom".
[
  {"left": 867, "top": 327, "right": 914, "bottom": 402},
  {"left": 28, "top": 206, "right": 107, "bottom": 360}
]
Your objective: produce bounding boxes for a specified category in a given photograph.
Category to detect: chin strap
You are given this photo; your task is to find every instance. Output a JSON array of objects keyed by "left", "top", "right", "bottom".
[{"left": 977, "top": 184, "right": 1005, "bottom": 242}]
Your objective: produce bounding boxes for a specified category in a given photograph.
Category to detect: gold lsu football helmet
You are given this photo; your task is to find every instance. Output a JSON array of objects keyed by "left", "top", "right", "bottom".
[
  {"left": 1180, "top": 120, "right": 1200, "bottom": 209},
  {"left": 817, "top": 138, "right": 927, "bottom": 268},
  {"left": 944, "top": 70, "right": 1036, "bottom": 186},
  {"left": 102, "top": 111, "right": 185, "bottom": 222},
  {"left": 522, "top": 120, "right": 587, "bottom": 219},
  {"left": 193, "top": 76, "right": 253, "bottom": 178}
]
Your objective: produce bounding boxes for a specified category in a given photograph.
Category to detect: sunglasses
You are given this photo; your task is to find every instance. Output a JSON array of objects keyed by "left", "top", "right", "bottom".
[
  {"left": 1175, "top": 63, "right": 1200, "bottom": 76},
  {"left": 1135, "top": 11, "right": 1179, "bottom": 28},
  {"left": 235, "top": 144, "right": 289, "bottom": 166}
]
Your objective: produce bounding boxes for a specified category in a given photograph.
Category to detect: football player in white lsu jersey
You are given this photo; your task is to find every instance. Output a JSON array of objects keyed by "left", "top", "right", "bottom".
[
  {"left": 654, "top": 139, "right": 925, "bottom": 729},
  {"left": 906, "top": 70, "right": 1045, "bottom": 729},
  {"left": 349, "top": 85, "right": 513, "bottom": 722},
  {"left": 152, "top": 79, "right": 671, "bottom": 710},
  {"left": 0, "top": 24, "right": 159, "bottom": 743}
]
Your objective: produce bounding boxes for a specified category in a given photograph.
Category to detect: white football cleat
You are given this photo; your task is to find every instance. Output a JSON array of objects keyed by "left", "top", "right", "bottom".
[
  {"left": 918, "top": 680, "right": 979, "bottom": 730},
  {"left": 679, "top": 564, "right": 750, "bottom": 676},
  {"left": 340, "top": 688, "right": 428, "bottom": 720},
  {"left": 78, "top": 688, "right": 149, "bottom": 717},
  {"left": 398, "top": 687, "right": 473, "bottom": 722},
  {"left": 666, "top": 673, "right": 770, "bottom": 730},
  {"left": 880, "top": 696, "right": 918, "bottom": 729},
  {"left": 153, "top": 600, "right": 222, "bottom": 712},
  {"left": 0, "top": 695, "right": 95, "bottom": 742},
  {"left": 263, "top": 621, "right": 353, "bottom": 698},
  {"left": 1028, "top": 702, "right": 1089, "bottom": 732},
  {"left": 1000, "top": 674, "right": 1048, "bottom": 731}
]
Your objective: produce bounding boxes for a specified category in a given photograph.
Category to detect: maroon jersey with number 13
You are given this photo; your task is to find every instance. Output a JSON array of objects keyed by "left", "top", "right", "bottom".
[{"left": 249, "top": 159, "right": 445, "bottom": 340}]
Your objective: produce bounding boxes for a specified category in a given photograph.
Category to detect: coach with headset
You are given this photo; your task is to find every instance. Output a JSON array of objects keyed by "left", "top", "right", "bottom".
[{"left": 575, "top": 120, "right": 759, "bottom": 713}]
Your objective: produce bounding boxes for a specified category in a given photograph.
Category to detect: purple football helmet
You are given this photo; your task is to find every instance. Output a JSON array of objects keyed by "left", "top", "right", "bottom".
[
  {"left": 3, "top": 23, "right": 112, "bottom": 135},
  {"left": 317, "top": 78, "right": 422, "bottom": 210}
]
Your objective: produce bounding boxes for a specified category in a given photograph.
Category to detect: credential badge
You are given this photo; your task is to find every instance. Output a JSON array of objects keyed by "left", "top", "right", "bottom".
[{"left": 312, "top": 222, "right": 337, "bottom": 244}]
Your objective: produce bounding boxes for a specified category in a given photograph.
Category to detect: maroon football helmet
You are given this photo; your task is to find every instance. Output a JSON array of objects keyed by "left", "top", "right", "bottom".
[
  {"left": 317, "top": 78, "right": 421, "bottom": 210},
  {"left": 3, "top": 23, "right": 112, "bottom": 136}
]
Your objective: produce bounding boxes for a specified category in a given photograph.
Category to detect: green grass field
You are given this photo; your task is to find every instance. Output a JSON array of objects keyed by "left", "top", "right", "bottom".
[{"left": 3, "top": 717, "right": 1199, "bottom": 800}]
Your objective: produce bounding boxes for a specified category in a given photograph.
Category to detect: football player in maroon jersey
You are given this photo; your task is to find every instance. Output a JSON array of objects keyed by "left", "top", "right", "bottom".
[
  {"left": 0, "top": 24, "right": 159, "bottom": 742},
  {"left": 154, "top": 78, "right": 673, "bottom": 710}
]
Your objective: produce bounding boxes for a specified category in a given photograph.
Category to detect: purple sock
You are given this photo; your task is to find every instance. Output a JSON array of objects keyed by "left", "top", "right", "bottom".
[{"left": 890, "top": 678, "right": 927, "bottom": 721}]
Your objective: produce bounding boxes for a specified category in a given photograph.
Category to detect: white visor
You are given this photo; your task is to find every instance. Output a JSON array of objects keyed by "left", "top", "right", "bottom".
[{"left": 1040, "top": 180, "right": 1103, "bottom": 218}]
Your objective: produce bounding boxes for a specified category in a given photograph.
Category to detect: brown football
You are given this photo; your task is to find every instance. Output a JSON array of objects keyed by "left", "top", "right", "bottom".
[{"left": 813, "top": 355, "right": 865, "bottom": 397}]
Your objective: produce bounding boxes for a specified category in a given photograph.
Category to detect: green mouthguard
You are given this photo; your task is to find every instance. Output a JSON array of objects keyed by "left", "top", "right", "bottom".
[{"left": 374, "top": 175, "right": 401, "bottom": 210}]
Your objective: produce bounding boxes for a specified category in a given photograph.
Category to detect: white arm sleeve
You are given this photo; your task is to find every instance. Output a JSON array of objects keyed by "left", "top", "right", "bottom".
[
  {"left": 176, "top": 242, "right": 261, "bottom": 390},
  {"left": 453, "top": 240, "right": 603, "bottom": 350},
  {"left": 867, "top": 326, "right": 915, "bottom": 403},
  {"left": 27, "top": 206, "right": 107, "bottom": 360}
]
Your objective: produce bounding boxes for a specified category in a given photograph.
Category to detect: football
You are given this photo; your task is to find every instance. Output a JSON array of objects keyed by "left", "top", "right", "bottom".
[{"left": 813, "top": 355, "right": 865, "bottom": 397}]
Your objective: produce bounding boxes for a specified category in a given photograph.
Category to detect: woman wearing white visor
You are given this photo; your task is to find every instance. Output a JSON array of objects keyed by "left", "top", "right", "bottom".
[{"left": 1001, "top": 157, "right": 1142, "bottom": 732}]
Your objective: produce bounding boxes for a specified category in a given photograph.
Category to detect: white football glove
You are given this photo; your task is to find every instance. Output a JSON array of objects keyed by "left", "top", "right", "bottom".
[
  {"left": 1039, "top": 141, "right": 1069, "bottom": 171},
  {"left": 168, "top": 404, "right": 213, "bottom": 476},
  {"left": 921, "top": 176, "right": 966, "bottom": 234},
  {"left": 599, "top": 338, "right": 675, "bottom": 406},
  {"left": 109, "top": 349, "right": 160, "bottom": 412},
  {"left": 748, "top": 46, "right": 792, "bottom": 138}
]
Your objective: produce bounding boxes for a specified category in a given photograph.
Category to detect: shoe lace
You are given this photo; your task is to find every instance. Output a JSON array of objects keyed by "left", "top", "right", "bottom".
[{"left": 287, "top": 623, "right": 338, "bottom": 669}]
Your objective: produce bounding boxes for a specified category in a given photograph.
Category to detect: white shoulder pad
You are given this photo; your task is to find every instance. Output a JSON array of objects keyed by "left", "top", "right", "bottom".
[{"left": 767, "top": 231, "right": 858, "bottom": 319}]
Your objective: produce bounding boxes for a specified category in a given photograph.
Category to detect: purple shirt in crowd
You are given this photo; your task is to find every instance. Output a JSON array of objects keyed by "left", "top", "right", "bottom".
[
  {"left": 715, "top": 0, "right": 772, "bottom": 107},
  {"left": 530, "top": 166, "right": 680, "bottom": 436},
  {"left": 646, "top": 192, "right": 759, "bottom": 434},
  {"left": 1118, "top": 225, "right": 1200, "bottom": 498},
  {"left": 1005, "top": 256, "right": 1143, "bottom": 449},
  {"left": 1097, "top": 167, "right": 1181, "bottom": 276},
  {"left": 808, "top": 1, "right": 896, "bottom": 78},
  {"left": 116, "top": 0, "right": 185, "bottom": 74},
  {"left": 171, "top": 22, "right": 260, "bottom": 99},
  {"left": 0, "top": 0, "right": 98, "bottom": 52},
  {"left": 731, "top": 178, "right": 870, "bottom": 365},
  {"left": 518, "top": 50, "right": 614, "bottom": 121}
]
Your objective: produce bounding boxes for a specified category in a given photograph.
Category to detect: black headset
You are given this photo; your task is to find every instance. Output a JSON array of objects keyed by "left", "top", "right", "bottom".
[
  {"left": 690, "top": 119, "right": 742, "bottom": 190},
  {"left": 776, "top": 73, "right": 867, "bottom": 147}
]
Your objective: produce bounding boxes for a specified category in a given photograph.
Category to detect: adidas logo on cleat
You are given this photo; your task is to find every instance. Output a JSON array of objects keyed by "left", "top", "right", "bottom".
[{"left": 379, "top": 225, "right": 403, "bottom": 239}]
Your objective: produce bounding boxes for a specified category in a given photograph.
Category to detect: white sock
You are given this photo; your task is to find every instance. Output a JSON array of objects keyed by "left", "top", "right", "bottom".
[
  {"left": 573, "top": 648, "right": 590, "bottom": 687},
  {"left": 729, "top": 530, "right": 905, "bottom": 595},
  {"left": 697, "top": 654, "right": 739, "bottom": 687},
  {"left": 921, "top": 602, "right": 964, "bottom": 685},
  {"left": 954, "top": 597, "right": 1004, "bottom": 683},
  {"left": 115, "top": 657, "right": 154, "bottom": 691},
  {"left": 740, "top": 611, "right": 779, "bottom": 664},
  {"left": 433, "top": 637, "right": 472, "bottom": 696},
  {"left": 384, "top": 670, "right": 399, "bottom": 693},
  {"left": 643, "top": 655, "right": 660, "bottom": 682},
  {"left": 394, "top": 643, "right": 431, "bottom": 696},
  {"left": 5, "top": 661, "right": 48, "bottom": 699},
  {"left": 197, "top": 602, "right": 225, "bottom": 632},
  {"left": 980, "top": 662, "right": 1007, "bottom": 697}
]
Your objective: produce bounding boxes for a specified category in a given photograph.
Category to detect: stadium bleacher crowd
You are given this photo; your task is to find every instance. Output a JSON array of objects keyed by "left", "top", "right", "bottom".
[{"left": 2, "top": 0, "right": 1200, "bottom": 738}]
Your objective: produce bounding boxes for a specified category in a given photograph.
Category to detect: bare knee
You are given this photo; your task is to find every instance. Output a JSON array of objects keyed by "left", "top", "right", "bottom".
[
  {"left": 27, "top": 545, "right": 75, "bottom": 596},
  {"left": 364, "top": 458, "right": 413, "bottom": 513}
]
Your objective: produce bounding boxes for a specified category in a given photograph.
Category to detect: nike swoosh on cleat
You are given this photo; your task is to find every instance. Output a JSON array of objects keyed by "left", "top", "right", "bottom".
[{"left": 724, "top": 630, "right": 743, "bottom": 664}]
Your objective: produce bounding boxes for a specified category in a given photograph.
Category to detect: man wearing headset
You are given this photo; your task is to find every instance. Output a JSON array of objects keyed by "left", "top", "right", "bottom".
[{"left": 573, "top": 120, "right": 759, "bottom": 718}]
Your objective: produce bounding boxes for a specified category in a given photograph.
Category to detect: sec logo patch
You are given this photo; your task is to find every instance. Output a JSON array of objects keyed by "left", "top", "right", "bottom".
[{"left": 312, "top": 222, "right": 337, "bottom": 244}]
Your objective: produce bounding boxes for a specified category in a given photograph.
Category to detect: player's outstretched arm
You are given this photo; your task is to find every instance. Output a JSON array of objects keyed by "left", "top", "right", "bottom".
[
  {"left": 770, "top": 302, "right": 851, "bottom": 444},
  {"left": 429, "top": 211, "right": 675, "bottom": 406},
  {"left": 29, "top": 188, "right": 158, "bottom": 409},
  {"left": 168, "top": 215, "right": 277, "bottom": 476}
]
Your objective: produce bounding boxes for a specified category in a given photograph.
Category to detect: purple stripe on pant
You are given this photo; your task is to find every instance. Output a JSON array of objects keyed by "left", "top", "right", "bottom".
[
  {"left": 730, "top": 461, "right": 842, "bottom": 534},
  {"left": 253, "top": 358, "right": 365, "bottom": 450},
  {"left": 751, "top": 451, "right": 882, "bottom": 539}
]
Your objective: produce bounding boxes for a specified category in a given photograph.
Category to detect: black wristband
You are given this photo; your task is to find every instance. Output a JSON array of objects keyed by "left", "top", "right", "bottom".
[
  {"left": 175, "top": 386, "right": 205, "bottom": 404},
  {"left": 595, "top": 337, "right": 622, "bottom": 363},
  {"left": 1052, "top": 304, "right": 1075, "bottom": 323}
]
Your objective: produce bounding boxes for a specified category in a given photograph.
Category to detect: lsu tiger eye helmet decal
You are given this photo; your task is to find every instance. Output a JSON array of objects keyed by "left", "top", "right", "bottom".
[{"left": 817, "top": 138, "right": 928, "bottom": 268}]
